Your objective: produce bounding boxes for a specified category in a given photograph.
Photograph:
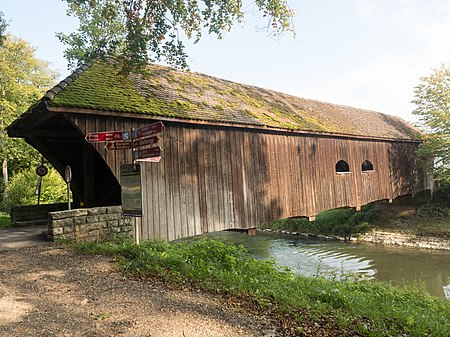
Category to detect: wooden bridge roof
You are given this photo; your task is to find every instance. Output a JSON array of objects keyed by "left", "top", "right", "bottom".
[{"left": 33, "top": 59, "right": 421, "bottom": 140}]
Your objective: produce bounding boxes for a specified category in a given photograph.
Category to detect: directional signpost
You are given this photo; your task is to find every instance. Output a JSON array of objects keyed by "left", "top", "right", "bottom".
[
  {"left": 85, "top": 130, "right": 133, "bottom": 152},
  {"left": 133, "top": 122, "right": 164, "bottom": 162},
  {"left": 105, "top": 141, "right": 132, "bottom": 151},
  {"left": 136, "top": 121, "right": 163, "bottom": 138},
  {"left": 85, "top": 123, "right": 164, "bottom": 159},
  {"left": 84, "top": 123, "right": 164, "bottom": 161},
  {"left": 85, "top": 122, "right": 165, "bottom": 233},
  {"left": 85, "top": 131, "right": 130, "bottom": 143},
  {"left": 133, "top": 135, "right": 159, "bottom": 148},
  {"left": 134, "top": 146, "right": 162, "bottom": 162}
]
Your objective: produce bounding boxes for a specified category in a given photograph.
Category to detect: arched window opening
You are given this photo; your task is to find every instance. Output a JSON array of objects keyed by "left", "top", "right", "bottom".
[
  {"left": 335, "top": 160, "right": 350, "bottom": 173},
  {"left": 362, "top": 160, "right": 374, "bottom": 172}
]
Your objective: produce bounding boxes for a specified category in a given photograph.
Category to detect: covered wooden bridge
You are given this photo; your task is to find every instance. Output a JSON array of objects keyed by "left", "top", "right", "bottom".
[{"left": 7, "top": 59, "right": 430, "bottom": 241}]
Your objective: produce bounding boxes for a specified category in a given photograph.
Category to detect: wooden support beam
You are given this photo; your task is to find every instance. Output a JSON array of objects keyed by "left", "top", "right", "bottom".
[
  {"left": 28, "top": 129, "right": 82, "bottom": 139},
  {"left": 247, "top": 228, "right": 257, "bottom": 236}
]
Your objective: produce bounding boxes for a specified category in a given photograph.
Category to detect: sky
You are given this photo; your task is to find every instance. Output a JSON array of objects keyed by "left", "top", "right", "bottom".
[{"left": 2, "top": 0, "right": 450, "bottom": 123}]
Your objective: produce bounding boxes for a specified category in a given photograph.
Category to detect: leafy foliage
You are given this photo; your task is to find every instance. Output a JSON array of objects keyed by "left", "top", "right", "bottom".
[
  {"left": 412, "top": 64, "right": 450, "bottom": 182},
  {"left": 0, "top": 34, "right": 58, "bottom": 177},
  {"left": 73, "top": 238, "right": 450, "bottom": 336},
  {"left": 263, "top": 205, "right": 374, "bottom": 238},
  {"left": 1, "top": 167, "right": 67, "bottom": 212},
  {"left": 0, "top": 211, "right": 10, "bottom": 228},
  {"left": 59, "top": 0, "right": 295, "bottom": 71},
  {"left": 433, "top": 180, "right": 450, "bottom": 204},
  {"left": 0, "top": 11, "right": 7, "bottom": 45}
]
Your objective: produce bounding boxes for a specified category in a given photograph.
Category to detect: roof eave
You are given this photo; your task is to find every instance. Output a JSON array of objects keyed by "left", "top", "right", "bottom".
[
  {"left": 47, "top": 105, "right": 423, "bottom": 143},
  {"left": 6, "top": 99, "right": 52, "bottom": 137}
]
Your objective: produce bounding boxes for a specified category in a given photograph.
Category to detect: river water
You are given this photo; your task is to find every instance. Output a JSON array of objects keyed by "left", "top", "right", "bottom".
[{"left": 207, "top": 231, "right": 450, "bottom": 300}]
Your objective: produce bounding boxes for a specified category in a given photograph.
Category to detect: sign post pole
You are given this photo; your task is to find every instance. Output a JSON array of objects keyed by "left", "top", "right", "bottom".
[
  {"left": 64, "top": 165, "right": 72, "bottom": 210},
  {"left": 35, "top": 158, "right": 48, "bottom": 206},
  {"left": 135, "top": 220, "right": 139, "bottom": 245},
  {"left": 131, "top": 127, "right": 136, "bottom": 163},
  {"left": 35, "top": 176, "right": 42, "bottom": 205}
]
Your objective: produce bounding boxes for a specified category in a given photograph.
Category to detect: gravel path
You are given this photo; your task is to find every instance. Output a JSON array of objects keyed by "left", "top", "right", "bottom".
[{"left": 0, "top": 245, "right": 278, "bottom": 337}]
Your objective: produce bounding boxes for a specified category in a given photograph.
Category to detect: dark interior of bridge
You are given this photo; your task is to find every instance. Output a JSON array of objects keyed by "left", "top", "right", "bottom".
[{"left": 7, "top": 107, "right": 121, "bottom": 208}]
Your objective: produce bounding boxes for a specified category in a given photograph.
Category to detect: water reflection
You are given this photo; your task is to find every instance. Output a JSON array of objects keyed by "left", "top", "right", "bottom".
[{"left": 207, "top": 231, "right": 450, "bottom": 300}]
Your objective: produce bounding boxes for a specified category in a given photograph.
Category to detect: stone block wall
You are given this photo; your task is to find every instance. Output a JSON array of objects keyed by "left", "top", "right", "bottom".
[
  {"left": 358, "top": 230, "right": 450, "bottom": 251},
  {"left": 48, "top": 206, "right": 133, "bottom": 242}
]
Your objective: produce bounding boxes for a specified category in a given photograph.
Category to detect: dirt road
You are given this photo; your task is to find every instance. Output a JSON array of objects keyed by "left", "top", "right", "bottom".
[{"left": 0, "top": 245, "right": 278, "bottom": 337}]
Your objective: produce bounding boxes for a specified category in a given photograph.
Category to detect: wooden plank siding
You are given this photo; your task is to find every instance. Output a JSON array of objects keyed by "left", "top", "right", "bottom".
[{"left": 68, "top": 114, "right": 419, "bottom": 241}]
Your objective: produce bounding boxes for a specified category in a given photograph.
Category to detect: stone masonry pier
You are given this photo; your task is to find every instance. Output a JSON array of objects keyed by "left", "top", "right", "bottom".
[{"left": 48, "top": 206, "right": 133, "bottom": 242}]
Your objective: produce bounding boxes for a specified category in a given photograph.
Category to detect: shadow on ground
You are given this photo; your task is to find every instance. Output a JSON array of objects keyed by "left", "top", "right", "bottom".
[{"left": 0, "top": 225, "right": 49, "bottom": 251}]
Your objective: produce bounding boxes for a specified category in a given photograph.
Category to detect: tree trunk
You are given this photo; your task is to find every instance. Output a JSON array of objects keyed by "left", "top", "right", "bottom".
[{"left": 2, "top": 156, "right": 8, "bottom": 196}]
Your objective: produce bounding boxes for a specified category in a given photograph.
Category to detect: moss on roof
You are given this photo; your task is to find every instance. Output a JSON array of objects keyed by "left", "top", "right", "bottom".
[{"left": 48, "top": 59, "right": 422, "bottom": 140}]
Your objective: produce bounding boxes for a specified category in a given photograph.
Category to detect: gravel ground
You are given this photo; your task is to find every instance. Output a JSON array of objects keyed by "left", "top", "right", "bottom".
[{"left": 0, "top": 245, "right": 279, "bottom": 337}]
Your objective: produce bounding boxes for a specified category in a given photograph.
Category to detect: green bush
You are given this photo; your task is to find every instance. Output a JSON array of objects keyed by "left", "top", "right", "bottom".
[
  {"left": 264, "top": 205, "right": 374, "bottom": 238},
  {"left": 0, "top": 212, "right": 10, "bottom": 229},
  {"left": 433, "top": 182, "right": 450, "bottom": 205},
  {"left": 1, "top": 167, "right": 66, "bottom": 212}
]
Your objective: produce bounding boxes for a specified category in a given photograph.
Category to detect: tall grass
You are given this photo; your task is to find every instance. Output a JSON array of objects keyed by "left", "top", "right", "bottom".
[{"left": 74, "top": 238, "right": 450, "bottom": 337}]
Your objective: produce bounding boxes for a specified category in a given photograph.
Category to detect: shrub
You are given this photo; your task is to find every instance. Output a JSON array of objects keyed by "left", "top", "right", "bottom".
[
  {"left": 1, "top": 167, "right": 66, "bottom": 212},
  {"left": 0, "top": 212, "right": 10, "bottom": 229},
  {"left": 264, "top": 205, "right": 374, "bottom": 238},
  {"left": 432, "top": 181, "right": 450, "bottom": 205}
]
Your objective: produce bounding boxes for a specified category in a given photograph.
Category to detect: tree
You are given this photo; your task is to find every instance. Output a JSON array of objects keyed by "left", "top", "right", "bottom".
[
  {"left": 0, "top": 33, "right": 59, "bottom": 188},
  {"left": 412, "top": 63, "right": 450, "bottom": 182},
  {"left": 58, "top": 0, "right": 295, "bottom": 71},
  {"left": 0, "top": 11, "right": 7, "bottom": 45}
]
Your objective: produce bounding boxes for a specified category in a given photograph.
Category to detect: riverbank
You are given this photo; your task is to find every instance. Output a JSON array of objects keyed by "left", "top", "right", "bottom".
[
  {"left": 262, "top": 196, "right": 450, "bottom": 251},
  {"left": 260, "top": 227, "right": 450, "bottom": 251},
  {"left": 68, "top": 238, "right": 450, "bottom": 337},
  {"left": 357, "top": 198, "right": 450, "bottom": 250},
  {"left": 356, "top": 229, "right": 450, "bottom": 250}
]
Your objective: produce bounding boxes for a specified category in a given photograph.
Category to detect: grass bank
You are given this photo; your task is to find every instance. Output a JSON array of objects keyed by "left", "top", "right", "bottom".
[
  {"left": 73, "top": 238, "right": 450, "bottom": 337},
  {"left": 262, "top": 193, "right": 450, "bottom": 240},
  {"left": 261, "top": 205, "right": 375, "bottom": 238},
  {"left": 370, "top": 199, "right": 450, "bottom": 239},
  {"left": 0, "top": 212, "right": 11, "bottom": 229}
]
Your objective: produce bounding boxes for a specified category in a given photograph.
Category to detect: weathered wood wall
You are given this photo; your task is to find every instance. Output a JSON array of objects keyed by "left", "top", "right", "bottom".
[{"left": 68, "top": 114, "right": 420, "bottom": 241}]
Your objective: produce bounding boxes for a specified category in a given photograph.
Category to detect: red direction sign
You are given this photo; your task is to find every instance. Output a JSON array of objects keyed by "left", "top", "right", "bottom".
[
  {"left": 136, "top": 122, "right": 164, "bottom": 139},
  {"left": 133, "top": 135, "right": 159, "bottom": 148},
  {"left": 105, "top": 141, "right": 132, "bottom": 150},
  {"left": 134, "top": 146, "right": 162, "bottom": 162},
  {"left": 85, "top": 131, "right": 130, "bottom": 143}
]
